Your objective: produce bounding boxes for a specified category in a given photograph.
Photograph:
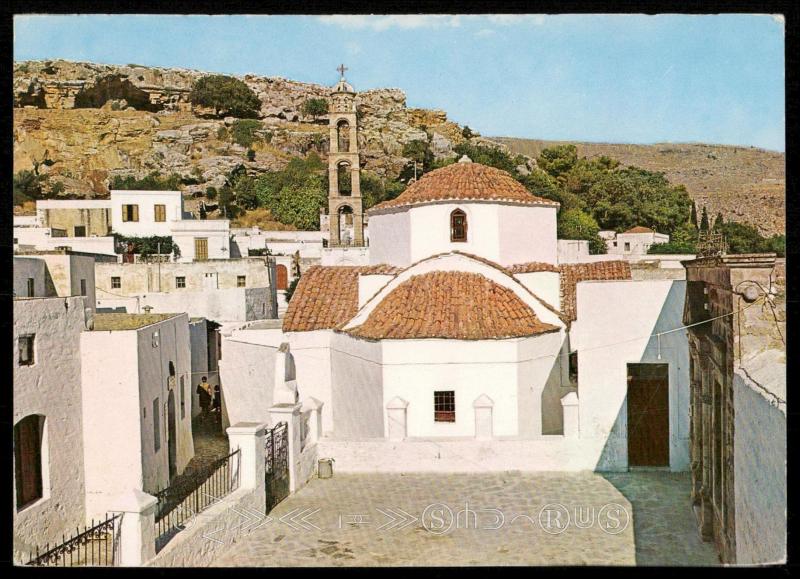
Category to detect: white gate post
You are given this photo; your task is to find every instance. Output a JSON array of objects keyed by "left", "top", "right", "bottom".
[
  {"left": 111, "top": 489, "right": 158, "bottom": 567},
  {"left": 473, "top": 394, "right": 494, "bottom": 440},
  {"left": 227, "top": 422, "right": 268, "bottom": 492},
  {"left": 270, "top": 403, "right": 303, "bottom": 493},
  {"left": 301, "top": 397, "right": 324, "bottom": 445},
  {"left": 561, "top": 392, "right": 580, "bottom": 438},
  {"left": 386, "top": 397, "right": 409, "bottom": 441}
]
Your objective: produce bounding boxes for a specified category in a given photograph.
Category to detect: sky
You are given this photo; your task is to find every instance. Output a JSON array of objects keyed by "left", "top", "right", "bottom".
[{"left": 14, "top": 14, "right": 786, "bottom": 151}]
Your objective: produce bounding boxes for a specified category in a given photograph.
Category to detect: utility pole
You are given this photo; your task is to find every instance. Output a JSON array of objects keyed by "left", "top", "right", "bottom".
[{"left": 413, "top": 160, "right": 418, "bottom": 181}]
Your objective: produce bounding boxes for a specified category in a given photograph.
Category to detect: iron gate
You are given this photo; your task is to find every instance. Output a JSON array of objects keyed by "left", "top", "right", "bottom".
[{"left": 265, "top": 422, "right": 289, "bottom": 512}]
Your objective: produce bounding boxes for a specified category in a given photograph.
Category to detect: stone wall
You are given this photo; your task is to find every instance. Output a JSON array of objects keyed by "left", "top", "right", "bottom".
[{"left": 732, "top": 369, "right": 786, "bottom": 564}]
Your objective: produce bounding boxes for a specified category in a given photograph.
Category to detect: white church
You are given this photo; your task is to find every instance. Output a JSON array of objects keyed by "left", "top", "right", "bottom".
[{"left": 219, "top": 71, "right": 691, "bottom": 474}]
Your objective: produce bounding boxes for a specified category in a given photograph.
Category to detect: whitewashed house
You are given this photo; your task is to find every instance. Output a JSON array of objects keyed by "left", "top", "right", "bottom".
[
  {"left": 13, "top": 290, "right": 90, "bottom": 558},
  {"left": 220, "top": 158, "right": 690, "bottom": 472},
  {"left": 604, "top": 226, "right": 670, "bottom": 256},
  {"left": 80, "top": 312, "right": 194, "bottom": 520}
]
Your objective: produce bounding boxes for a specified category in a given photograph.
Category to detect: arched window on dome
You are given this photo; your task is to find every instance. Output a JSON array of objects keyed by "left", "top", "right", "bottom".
[
  {"left": 337, "top": 119, "right": 350, "bottom": 152},
  {"left": 450, "top": 209, "right": 467, "bottom": 242}
]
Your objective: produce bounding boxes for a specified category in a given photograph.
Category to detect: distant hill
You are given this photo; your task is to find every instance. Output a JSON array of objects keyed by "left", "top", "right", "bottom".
[{"left": 494, "top": 138, "right": 785, "bottom": 236}]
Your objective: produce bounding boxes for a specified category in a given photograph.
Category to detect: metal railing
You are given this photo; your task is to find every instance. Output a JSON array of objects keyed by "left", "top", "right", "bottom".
[
  {"left": 153, "top": 448, "right": 240, "bottom": 551},
  {"left": 27, "top": 513, "right": 121, "bottom": 567}
]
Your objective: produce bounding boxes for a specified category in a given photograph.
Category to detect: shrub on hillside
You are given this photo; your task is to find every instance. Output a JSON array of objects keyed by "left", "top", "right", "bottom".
[
  {"left": 300, "top": 98, "right": 329, "bottom": 121},
  {"left": 230, "top": 119, "right": 263, "bottom": 148},
  {"left": 190, "top": 75, "right": 261, "bottom": 118},
  {"left": 110, "top": 171, "right": 182, "bottom": 191}
]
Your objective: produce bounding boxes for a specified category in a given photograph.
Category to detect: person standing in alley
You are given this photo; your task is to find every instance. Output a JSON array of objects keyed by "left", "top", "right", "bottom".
[{"left": 197, "top": 376, "right": 212, "bottom": 415}]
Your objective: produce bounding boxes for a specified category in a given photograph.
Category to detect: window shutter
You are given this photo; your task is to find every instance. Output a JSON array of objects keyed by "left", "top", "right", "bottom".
[{"left": 132, "top": 205, "right": 139, "bottom": 222}]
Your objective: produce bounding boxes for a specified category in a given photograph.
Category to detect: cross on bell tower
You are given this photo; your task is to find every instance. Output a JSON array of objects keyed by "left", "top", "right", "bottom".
[{"left": 327, "top": 66, "right": 364, "bottom": 247}]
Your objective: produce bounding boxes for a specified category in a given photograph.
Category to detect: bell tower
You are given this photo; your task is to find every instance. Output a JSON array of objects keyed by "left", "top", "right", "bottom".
[{"left": 327, "top": 64, "right": 364, "bottom": 247}]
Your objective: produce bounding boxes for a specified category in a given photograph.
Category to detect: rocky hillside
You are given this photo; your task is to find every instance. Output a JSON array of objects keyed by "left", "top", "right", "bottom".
[
  {"left": 13, "top": 60, "right": 784, "bottom": 235},
  {"left": 13, "top": 60, "right": 469, "bottom": 208},
  {"left": 495, "top": 138, "right": 785, "bottom": 236}
]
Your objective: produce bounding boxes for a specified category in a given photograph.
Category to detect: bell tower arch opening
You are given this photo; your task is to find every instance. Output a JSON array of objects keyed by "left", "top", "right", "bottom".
[{"left": 327, "top": 64, "right": 364, "bottom": 247}]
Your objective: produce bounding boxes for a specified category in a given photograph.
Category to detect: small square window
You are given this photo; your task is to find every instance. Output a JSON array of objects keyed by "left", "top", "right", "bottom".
[
  {"left": 624, "top": 242, "right": 631, "bottom": 252},
  {"left": 176, "top": 276, "right": 186, "bottom": 289},
  {"left": 237, "top": 275, "right": 246, "bottom": 288},
  {"left": 27, "top": 278, "right": 35, "bottom": 297},
  {"left": 18, "top": 335, "right": 35, "bottom": 366},
  {"left": 74, "top": 226, "right": 86, "bottom": 237},
  {"left": 434, "top": 390, "right": 455, "bottom": 422},
  {"left": 122, "top": 204, "right": 139, "bottom": 222},
  {"left": 80, "top": 279, "right": 87, "bottom": 296},
  {"left": 111, "top": 276, "right": 121, "bottom": 289}
]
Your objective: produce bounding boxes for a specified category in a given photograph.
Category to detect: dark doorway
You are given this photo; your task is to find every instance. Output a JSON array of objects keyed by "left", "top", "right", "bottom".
[
  {"left": 167, "top": 390, "right": 177, "bottom": 480},
  {"left": 627, "top": 363, "right": 670, "bottom": 467}
]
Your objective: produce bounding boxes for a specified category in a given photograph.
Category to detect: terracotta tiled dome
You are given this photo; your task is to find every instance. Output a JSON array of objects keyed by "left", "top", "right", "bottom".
[
  {"left": 369, "top": 160, "right": 560, "bottom": 212},
  {"left": 346, "top": 271, "right": 560, "bottom": 340}
]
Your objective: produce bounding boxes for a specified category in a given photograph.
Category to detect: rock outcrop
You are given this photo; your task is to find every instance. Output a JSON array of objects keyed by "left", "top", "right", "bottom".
[{"left": 13, "top": 59, "right": 472, "bottom": 196}]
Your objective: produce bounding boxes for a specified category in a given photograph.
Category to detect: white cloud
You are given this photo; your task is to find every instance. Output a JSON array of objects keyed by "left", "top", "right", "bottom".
[
  {"left": 484, "top": 14, "right": 547, "bottom": 26},
  {"left": 318, "top": 15, "right": 462, "bottom": 31}
]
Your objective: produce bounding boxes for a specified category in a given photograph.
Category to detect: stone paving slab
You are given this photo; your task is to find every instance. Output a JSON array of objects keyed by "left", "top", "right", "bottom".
[
  {"left": 210, "top": 472, "right": 636, "bottom": 566},
  {"left": 601, "top": 471, "right": 720, "bottom": 566}
]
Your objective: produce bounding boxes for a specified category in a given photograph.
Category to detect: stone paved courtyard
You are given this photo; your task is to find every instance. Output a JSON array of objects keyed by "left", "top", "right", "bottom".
[{"left": 207, "top": 470, "right": 719, "bottom": 567}]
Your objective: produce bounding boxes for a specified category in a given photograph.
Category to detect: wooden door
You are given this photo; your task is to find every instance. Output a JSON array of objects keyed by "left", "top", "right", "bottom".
[
  {"left": 194, "top": 237, "right": 208, "bottom": 261},
  {"left": 14, "top": 416, "right": 43, "bottom": 508},
  {"left": 627, "top": 363, "right": 670, "bottom": 467},
  {"left": 276, "top": 264, "right": 288, "bottom": 290}
]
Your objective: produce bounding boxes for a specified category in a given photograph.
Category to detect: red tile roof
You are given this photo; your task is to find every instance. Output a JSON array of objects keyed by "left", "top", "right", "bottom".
[
  {"left": 346, "top": 271, "right": 560, "bottom": 340},
  {"left": 559, "top": 261, "right": 632, "bottom": 321},
  {"left": 624, "top": 226, "right": 655, "bottom": 234},
  {"left": 370, "top": 161, "right": 559, "bottom": 212},
  {"left": 282, "top": 265, "right": 399, "bottom": 332},
  {"left": 509, "top": 262, "right": 560, "bottom": 274}
]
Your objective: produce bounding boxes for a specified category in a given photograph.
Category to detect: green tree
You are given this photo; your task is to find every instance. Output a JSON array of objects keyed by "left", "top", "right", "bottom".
[
  {"left": 360, "top": 171, "right": 406, "bottom": 209},
  {"left": 285, "top": 275, "right": 301, "bottom": 302},
  {"left": 453, "top": 142, "right": 518, "bottom": 174},
  {"left": 763, "top": 234, "right": 786, "bottom": 257},
  {"left": 690, "top": 203, "right": 698, "bottom": 229},
  {"left": 230, "top": 119, "right": 263, "bottom": 148},
  {"left": 205, "top": 186, "right": 218, "bottom": 200},
  {"left": 218, "top": 185, "right": 238, "bottom": 218},
  {"left": 557, "top": 208, "right": 607, "bottom": 254},
  {"left": 246, "top": 148, "right": 256, "bottom": 162},
  {"left": 252, "top": 153, "right": 329, "bottom": 229},
  {"left": 648, "top": 222, "right": 698, "bottom": 254},
  {"left": 232, "top": 174, "right": 260, "bottom": 210},
  {"left": 110, "top": 171, "right": 182, "bottom": 191},
  {"left": 713, "top": 211, "right": 724, "bottom": 230},
  {"left": 700, "top": 206, "right": 710, "bottom": 232},
  {"left": 718, "top": 221, "right": 766, "bottom": 254},
  {"left": 537, "top": 144, "right": 578, "bottom": 179},
  {"left": 300, "top": 98, "right": 329, "bottom": 121},
  {"left": 190, "top": 75, "right": 261, "bottom": 118},
  {"left": 461, "top": 126, "right": 475, "bottom": 140}
]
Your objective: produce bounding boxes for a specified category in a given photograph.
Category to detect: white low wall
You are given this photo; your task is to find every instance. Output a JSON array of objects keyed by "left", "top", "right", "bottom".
[
  {"left": 147, "top": 487, "right": 264, "bottom": 567},
  {"left": 733, "top": 369, "right": 787, "bottom": 564},
  {"left": 316, "top": 437, "right": 609, "bottom": 473}
]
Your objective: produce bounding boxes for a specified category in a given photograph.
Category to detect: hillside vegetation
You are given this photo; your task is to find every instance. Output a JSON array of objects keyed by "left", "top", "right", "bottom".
[{"left": 495, "top": 138, "right": 785, "bottom": 236}]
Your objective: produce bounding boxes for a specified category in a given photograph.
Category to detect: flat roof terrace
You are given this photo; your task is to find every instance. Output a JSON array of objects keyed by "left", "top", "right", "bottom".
[{"left": 92, "top": 312, "right": 182, "bottom": 331}]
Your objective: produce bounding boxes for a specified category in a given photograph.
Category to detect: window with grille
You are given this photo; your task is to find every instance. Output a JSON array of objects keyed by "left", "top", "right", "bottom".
[
  {"left": 154, "top": 204, "right": 166, "bottom": 222},
  {"left": 176, "top": 276, "right": 186, "bottom": 289},
  {"left": 111, "top": 276, "right": 121, "bottom": 289},
  {"left": 237, "top": 275, "right": 246, "bottom": 288},
  {"left": 122, "top": 204, "right": 139, "bottom": 222},
  {"left": 18, "top": 335, "right": 35, "bottom": 366},
  {"left": 434, "top": 390, "right": 456, "bottom": 422},
  {"left": 14, "top": 415, "right": 44, "bottom": 509},
  {"left": 450, "top": 209, "right": 467, "bottom": 242}
]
